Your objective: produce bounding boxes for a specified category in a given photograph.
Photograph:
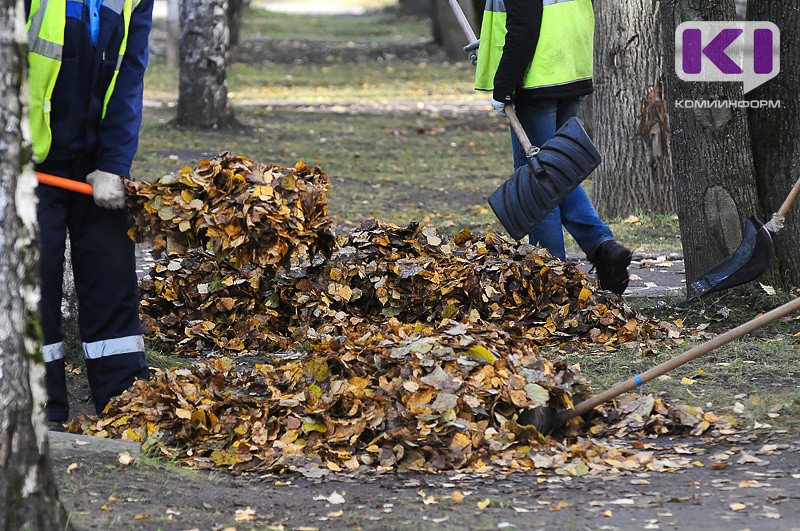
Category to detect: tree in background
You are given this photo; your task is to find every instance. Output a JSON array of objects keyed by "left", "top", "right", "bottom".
[
  {"left": 591, "top": 0, "right": 673, "bottom": 218},
  {"left": 431, "top": 0, "right": 479, "bottom": 60},
  {"left": 0, "top": 0, "right": 69, "bottom": 527},
  {"left": 747, "top": 2, "right": 800, "bottom": 288},
  {"left": 176, "top": 0, "right": 234, "bottom": 128},
  {"left": 660, "top": 0, "right": 780, "bottom": 290},
  {"left": 228, "top": 0, "right": 250, "bottom": 46}
]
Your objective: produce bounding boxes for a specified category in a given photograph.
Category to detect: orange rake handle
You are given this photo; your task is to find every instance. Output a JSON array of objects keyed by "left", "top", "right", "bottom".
[{"left": 36, "top": 172, "right": 94, "bottom": 196}]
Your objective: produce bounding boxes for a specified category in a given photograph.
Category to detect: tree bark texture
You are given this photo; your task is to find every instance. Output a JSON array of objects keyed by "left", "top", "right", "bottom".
[
  {"left": 591, "top": 0, "right": 674, "bottom": 219},
  {"left": 432, "top": 0, "right": 477, "bottom": 60},
  {"left": 227, "top": 0, "right": 249, "bottom": 47},
  {"left": 0, "top": 0, "right": 69, "bottom": 528},
  {"left": 176, "top": 0, "right": 233, "bottom": 128},
  {"left": 660, "top": 0, "right": 780, "bottom": 290},
  {"left": 398, "top": 0, "right": 432, "bottom": 17},
  {"left": 747, "top": 2, "right": 800, "bottom": 288}
]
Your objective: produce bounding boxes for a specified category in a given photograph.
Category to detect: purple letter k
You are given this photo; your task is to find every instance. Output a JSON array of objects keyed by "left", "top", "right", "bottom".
[{"left": 683, "top": 28, "right": 744, "bottom": 75}]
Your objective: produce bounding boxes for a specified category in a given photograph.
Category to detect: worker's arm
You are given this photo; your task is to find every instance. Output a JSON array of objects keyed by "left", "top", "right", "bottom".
[
  {"left": 492, "top": 0, "right": 543, "bottom": 104},
  {"left": 96, "top": 0, "right": 154, "bottom": 178}
]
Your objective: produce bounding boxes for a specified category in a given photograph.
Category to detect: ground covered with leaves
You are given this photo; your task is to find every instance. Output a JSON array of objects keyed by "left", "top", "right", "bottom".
[{"left": 73, "top": 154, "right": 734, "bottom": 478}]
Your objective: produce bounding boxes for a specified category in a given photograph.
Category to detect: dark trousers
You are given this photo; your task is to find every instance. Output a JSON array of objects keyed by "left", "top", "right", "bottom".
[{"left": 36, "top": 158, "right": 148, "bottom": 421}]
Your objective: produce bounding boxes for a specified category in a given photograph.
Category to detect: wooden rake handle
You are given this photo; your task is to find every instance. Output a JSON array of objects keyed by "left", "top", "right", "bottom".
[
  {"left": 777, "top": 175, "right": 800, "bottom": 217},
  {"left": 505, "top": 106, "right": 540, "bottom": 159},
  {"left": 36, "top": 172, "right": 94, "bottom": 195},
  {"left": 561, "top": 295, "right": 800, "bottom": 423}
]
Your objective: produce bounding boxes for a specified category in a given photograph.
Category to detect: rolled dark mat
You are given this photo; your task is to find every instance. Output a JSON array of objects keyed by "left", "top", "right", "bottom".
[{"left": 489, "top": 117, "right": 602, "bottom": 241}]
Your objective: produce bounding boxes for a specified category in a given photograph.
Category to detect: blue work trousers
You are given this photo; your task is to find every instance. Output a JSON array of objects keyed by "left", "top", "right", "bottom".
[
  {"left": 36, "top": 158, "right": 148, "bottom": 421},
  {"left": 510, "top": 97, "right": 614, "bottom": 261}
]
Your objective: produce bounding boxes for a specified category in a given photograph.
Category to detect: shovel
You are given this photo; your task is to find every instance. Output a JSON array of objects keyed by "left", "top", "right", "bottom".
[
  {"left": 690, "top": 175, "right": 800, "bottom": 297},
  {"left": 447, "top": 0, "right": 602, "bottom": 241},
  {"left": 519, "top": 295, "right": 800, "bottom": 434}
]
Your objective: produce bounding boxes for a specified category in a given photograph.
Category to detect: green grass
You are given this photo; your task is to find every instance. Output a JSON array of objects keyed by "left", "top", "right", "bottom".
[
  {"left": 241, "top": 9, "right": 427, "bottom": 43},
  {"left": 145, "top": 61, "right": 483, "bottom": 104}
]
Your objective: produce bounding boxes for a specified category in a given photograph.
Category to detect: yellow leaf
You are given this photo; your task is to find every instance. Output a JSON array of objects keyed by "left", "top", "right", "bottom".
[
  {"left": 465, "top": 345, "right": 496, "bottom": 365},
  {"left": 730, "top": 502, "right": 747, "bottom": 511},
  {"left": 302, "top": 419, "right": 328, "bottom": 434},
  {"left": 578, "top": 287, "right": 592, "bottom": 302},
  {"left": 477, "top": 498, "right": 491, "bottom": 509},
  {"left": 681, "top": 377, "right": 696, "bottom": 386}
]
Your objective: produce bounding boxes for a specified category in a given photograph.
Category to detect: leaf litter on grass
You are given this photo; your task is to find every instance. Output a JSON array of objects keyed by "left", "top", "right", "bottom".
[{"left": 73, "top": 153, "right": 737, "bottom": 476}]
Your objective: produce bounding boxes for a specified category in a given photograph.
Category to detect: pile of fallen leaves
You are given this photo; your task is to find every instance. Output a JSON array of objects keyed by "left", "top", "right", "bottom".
[
  {"left": 79, "top": 330, "right": 731, "bottom": 475},
  {"left": 140, "top": 219, "right": 668, "bottom": 356},
  {"left": 126, "top": 152, "right": 336, "bottom": 268},
  {"left": 73, "top": 153, "right": 722, "bottom": 476}
]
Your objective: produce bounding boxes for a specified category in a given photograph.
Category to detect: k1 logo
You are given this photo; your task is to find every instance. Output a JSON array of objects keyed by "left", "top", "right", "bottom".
[{"left": 676, "top": 22, "right": 780, "bottom": 94}]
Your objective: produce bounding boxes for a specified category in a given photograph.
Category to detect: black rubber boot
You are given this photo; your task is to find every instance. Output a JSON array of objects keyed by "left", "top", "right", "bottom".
[{"left": 591, "top": 241, "right": 633, "bottom": 295}]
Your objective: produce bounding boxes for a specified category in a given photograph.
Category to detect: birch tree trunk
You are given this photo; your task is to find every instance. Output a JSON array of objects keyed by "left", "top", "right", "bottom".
[
  {"left": 592, "top": 0, "right": 674, "bottom": 218},
  {"left": 660, "top": 0, "right": 780, "bottom": 291},
  {"left": 176, "top": 0, "right": 233, "bottom": 128},
  {"left": 747, "top": 2, "right": 800, "bottom": 288},
  {"left": 0, "top": 0, "right": 69, "bottom": 527}
]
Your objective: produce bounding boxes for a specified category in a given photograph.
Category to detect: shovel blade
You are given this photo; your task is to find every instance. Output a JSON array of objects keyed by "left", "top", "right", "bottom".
[
  {"left": 488, "top": 117, "right": 601, "bottom": 241},
  {"left": 690, "top": 216, "right": 774, "bottom": 297}
]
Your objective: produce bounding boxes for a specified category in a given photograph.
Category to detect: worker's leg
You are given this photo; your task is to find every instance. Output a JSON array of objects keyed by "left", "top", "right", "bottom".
[
  {"left": 35, "top": 163, "right": 72, "bottom": 423},
  {"left": 67, "top": 174, "right": 148, "bottom": 414},
  {"left": 553, "top": 97, "right": 615, "bottom": 261},
  {"left": 511, "top": 99, "right": 567, "bottom": 260}
]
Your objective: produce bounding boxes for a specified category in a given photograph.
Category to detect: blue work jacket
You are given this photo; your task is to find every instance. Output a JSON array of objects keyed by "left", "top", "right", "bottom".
[{"left": 25, "top": 0, "right": 153, "bottom": 176}]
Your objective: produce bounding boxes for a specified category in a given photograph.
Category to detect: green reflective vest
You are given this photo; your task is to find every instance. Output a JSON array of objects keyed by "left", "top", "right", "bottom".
[
  {"left": 475, "top": 0, "right": 595, "bottom": 92},
  {"left": 27, "top": 0, "right": 136, "bottom": 163}
]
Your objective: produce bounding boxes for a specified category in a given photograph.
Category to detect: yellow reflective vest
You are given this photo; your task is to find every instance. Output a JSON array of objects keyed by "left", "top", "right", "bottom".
[
  {"left": 27, "top": 0, "right": 137, "bottom": 162},
  {"left": 475, "top": 0, "right": 595, "bottom": 92}
]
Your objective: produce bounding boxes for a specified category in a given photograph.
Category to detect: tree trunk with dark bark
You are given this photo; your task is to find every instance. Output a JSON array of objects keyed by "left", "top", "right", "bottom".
[
  {"left": 227, "top": 0, "right": 249, "bottom": 47},
  {"left": 592, "top": 0, "right": 674, "bottom": 219},
  {"left": 176, "top": 0, "right": 233, "bottom": 128},
  {"left": 0, "top": 0, "right": 69, "bottom": 528},
  {"left": 398, "top": 0, "right": 432, "bottom": 17},
  {"left": 432, "top": 0, "right": 477, "bottom": 60},
  {"left": 660, "top": 0, "right": 780, "bottom": 291},
  {"left": 747, "top": 2, "right": 800, "bottom": 289}
]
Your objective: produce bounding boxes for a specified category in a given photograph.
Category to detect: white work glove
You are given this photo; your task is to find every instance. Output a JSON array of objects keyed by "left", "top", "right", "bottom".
[
  {"left": 86, "top": 169, "right": 126, "bottom": 209},
  {"left": 491, "top": 98, "right": 507, "bottom": 116}
]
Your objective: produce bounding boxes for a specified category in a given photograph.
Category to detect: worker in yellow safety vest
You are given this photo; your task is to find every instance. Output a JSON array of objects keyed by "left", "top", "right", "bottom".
[
  {"left": 476, "top": 0, "right": 632, "bottom": 295},
  {"left": 26, "top": 0, "right": 153, "bottom": 428}
]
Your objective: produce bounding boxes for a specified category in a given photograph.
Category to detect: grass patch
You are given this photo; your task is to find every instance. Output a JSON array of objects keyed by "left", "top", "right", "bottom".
[
  {"left": 241, "top": 9, "right": 428, "bottom": 43},
  {"left": 144, "top": 56, "right": 481, "bottom": 104},
  {"left": 607, "top": 211, "right": 682, "bottom": 254},
  {"left": 146, "top": 348, "right": 193, "bottom": 370}
]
